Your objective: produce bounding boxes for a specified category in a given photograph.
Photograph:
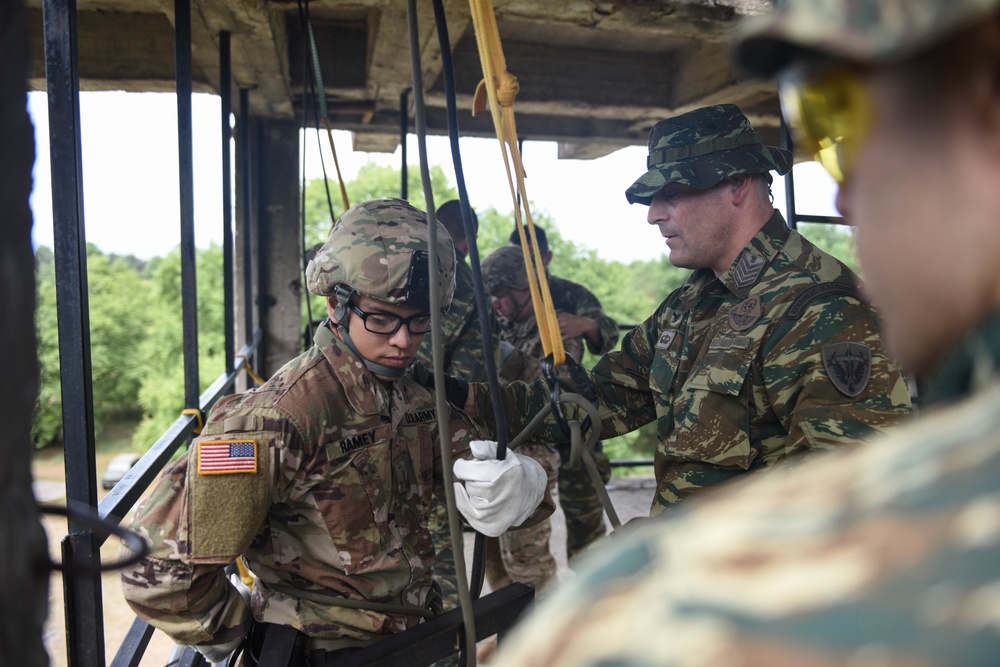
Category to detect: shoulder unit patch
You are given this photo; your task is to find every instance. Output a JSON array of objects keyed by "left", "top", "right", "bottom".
[
  {"left": 822, "top": 342, "right": 872, "bottom": 397},
  {"left": 787, "top": 282, "right": 868, "bottom": 319},
  {"left": 728, "top": 295, "right": 762, "bottom": 331}
]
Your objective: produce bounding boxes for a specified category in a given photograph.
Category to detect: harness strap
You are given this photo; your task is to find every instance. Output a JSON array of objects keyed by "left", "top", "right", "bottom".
[
  {"left": 268, "top": 582, "right": 437, "bottom": 620},
  {"left": 257, "top": 622, "right": 303, "bottom": 667}
]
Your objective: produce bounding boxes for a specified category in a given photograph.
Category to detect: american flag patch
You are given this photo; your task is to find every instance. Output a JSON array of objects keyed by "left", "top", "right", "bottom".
[{"left": 198, "top": 440, "right": 258, "bottom": 475}]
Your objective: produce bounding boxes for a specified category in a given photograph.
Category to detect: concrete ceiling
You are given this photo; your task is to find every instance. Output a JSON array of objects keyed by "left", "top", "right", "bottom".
[{"left": 26, "top": 0, "right": 781, "bottom": 159}]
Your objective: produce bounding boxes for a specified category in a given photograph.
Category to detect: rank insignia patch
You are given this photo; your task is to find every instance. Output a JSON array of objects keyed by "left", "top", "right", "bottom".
[
  {"left": 656, "top": 330, "right": 678, "bottom": 350},
  {"left": 733, "top": 251, "right": 765, "bottom": 288},
  {"left": 822, "top": 342, "right": 872, "bottom": 397},
  {"left": 198, "top": 440, "right": 258, "bottom": 475},
  {"left": 728, "top": 296, "right": 762, "bottom": 332}
]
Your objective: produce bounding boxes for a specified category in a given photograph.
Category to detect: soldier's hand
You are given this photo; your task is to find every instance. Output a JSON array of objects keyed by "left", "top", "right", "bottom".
[
  {"left": 556, "top": 312, "right": 599, "bottom": 343},
  {"left": 452, "top": 440, "right": 547, "bottom": 537}
]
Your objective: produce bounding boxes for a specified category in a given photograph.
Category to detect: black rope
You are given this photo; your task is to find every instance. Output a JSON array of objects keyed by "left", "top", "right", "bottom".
[
  {"left": 430, "top": 0, "right": 510, "bottom": 607},
  {"left": 40, "top": 504, "right": 149, "bottom": 573}
]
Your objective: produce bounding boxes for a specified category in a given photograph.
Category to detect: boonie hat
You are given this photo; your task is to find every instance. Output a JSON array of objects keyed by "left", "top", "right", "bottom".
[
  {"left": 733, "top": 0, "right": 1000, "bottom": 76},
  {"left": 625, "top": 104, "right": 792, "bottom": 205},
  {"left": 305, "top": 198, "right": 456, "bottom": 311}
]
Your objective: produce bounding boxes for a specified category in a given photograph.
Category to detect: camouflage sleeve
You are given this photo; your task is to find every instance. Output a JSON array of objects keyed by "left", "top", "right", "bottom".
[
  {"left": 472, "top": 312, "right": 661, "bottom": 444},
  {"left": 489, "top": 387, "right": 1000, "bottom": 667},
  {"left": 760, "top": 292, "right": 912, "bottom": 457},
  {"left": 417, "top": 258, "right": 493, "bottom": 381},
  {"left": 558, "top": 278, "right": 620, "bottom": 355},
  {"left": 120, "top": 404, "right": 288, "bottom": 650}
]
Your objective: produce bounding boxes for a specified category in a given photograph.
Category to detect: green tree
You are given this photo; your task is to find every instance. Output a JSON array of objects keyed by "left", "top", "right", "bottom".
[
  {"left": 132, "top": 243, "right": 227, "bottom": 449},
  {"left": 33, "top": 247, "right": 61, "bottom": 447},
  {"left": 32, "top": 244, "right": 151, "bottom": 448}
]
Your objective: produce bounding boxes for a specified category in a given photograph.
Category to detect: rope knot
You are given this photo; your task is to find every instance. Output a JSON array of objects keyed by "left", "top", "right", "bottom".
[{"left": 496, "top": 71, "right": 519, "bottom": 107}]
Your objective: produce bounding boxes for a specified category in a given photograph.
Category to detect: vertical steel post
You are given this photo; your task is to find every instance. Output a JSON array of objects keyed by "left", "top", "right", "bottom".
[
  {"left": 175, "top": 0, "right": 200, "bottom": 413},
  {"left": 221, "top": 31, "right": 234, "bottom": 373},
  {"left": 780, "top": 112, "right": 797, "bottom": 230},
  {"left": 41, "top": 0, "right": 104, "bottom": 664},
  {"left": 239, "top": 89, "right": 254, "bottom": 350},
  {"left": 400, "top": 89, "right": 409, "bottom": 200}
]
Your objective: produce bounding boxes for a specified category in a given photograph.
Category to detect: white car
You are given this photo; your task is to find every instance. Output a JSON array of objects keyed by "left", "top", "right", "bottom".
[{"left": 101, "top": 453, "right": 141, "bottom": 490}]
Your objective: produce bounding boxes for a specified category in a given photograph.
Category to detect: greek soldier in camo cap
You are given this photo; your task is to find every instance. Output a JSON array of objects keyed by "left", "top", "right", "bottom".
[
  {"left": 624, "top": 103, "right": 792, "bottom": 205},
  {"left": 469, "top": 103, "right": 911, "bottom": 517},
  {"left": 488, "top": 1, "right": 1000, "bottom": 666},
  {"left": 120, "top": 198, "right": 552, "bottom": 666}
]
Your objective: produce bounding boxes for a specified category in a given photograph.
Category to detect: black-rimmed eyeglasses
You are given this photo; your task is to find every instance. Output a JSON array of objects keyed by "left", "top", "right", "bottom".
[{"left": 348, "top": 303, "right": 433, "bottom": 335}]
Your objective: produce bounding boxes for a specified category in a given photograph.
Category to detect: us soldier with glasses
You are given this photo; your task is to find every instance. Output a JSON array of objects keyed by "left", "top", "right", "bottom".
[
  {"left": 487, "top": 1, "right": 1000, "bottom": 665},
  {"left": 121, "top": 199, "right": 551, "bottom": 666}
]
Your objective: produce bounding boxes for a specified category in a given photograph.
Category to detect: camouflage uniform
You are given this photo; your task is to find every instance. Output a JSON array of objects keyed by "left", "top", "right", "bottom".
[
  {"left": 546, "top": 274, "right": 619, "bottom": 357},
  {"left": 416, "top": 251, "right": 490, "bottom": 381},
  {"left": 474, "top": 107, "right": 911, "bottom": 515},
  {"left": 121, "top": 199, "right": 551, "bottom": 660},
  {"left": 480, "top": 246, "right": 583, "bottom": 592},
  {"left": 490, "top": 2, "right": 1000, "bottom": 665},
  {"left": 120, "top": 325, "right": 482, "bottom": 648},
  {"left": 543, "top": 273, "right": 617, "bottom": 560},
  {"left": 490, "top": 314, "right": 1000, "bottom": 667}
]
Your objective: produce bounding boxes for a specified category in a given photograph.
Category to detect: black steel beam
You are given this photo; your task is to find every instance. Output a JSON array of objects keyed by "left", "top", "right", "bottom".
[
  {"left": 240, "top": 88, "right": 255, "bottom": 351},
  {"left": 221, "top": 31, "right": 235, "bottom": 373},
  {"left": 175, "top": 0, "right": 200, "bottom": 414},
  {"left": 108, "top": 617, "right": 155, "bottom": 667},
  {"left": 42, "top": 0, "right": 105, "bottom": 664}
]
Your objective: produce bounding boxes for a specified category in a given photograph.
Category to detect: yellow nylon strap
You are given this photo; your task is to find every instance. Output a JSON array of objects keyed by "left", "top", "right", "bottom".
[
  {"left": 320, "top": 117, "right": 351, "bottom": 221},
  {"left": 181, "top": 408, "right": 204, "bottom": 435},
  {"left": 468, "top": 0, "right": 565, "bottom": 365},
  {"left": 235, "top": 558, "right": 255, "bottom": 588},
  {"left": 235, "top": 353, "right": 266, "bottom": 387}
]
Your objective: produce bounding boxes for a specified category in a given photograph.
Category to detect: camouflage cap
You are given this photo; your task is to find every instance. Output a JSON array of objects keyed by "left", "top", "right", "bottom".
[
  {"left": 733, "top": 0, "right": 1000, "bottom": 77},
  {"left": 481, "top": 246, "right": 530, "bottom": 293},
  {"left": 305, "top": 198, "right": 456, "bottom": 310},
  {"left": 625, "top": 104, "right": 792, "bottom": 205}
]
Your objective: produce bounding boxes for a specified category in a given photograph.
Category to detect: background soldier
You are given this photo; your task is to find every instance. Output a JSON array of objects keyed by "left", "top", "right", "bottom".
[
  {"left": 489, "top": 1, "right": 1000, "bottom": 665},
  {"left": 478, "top": 245, "right": 582, "bottom": 593},
  {"left": 472, "top": 105, "right": 911, "bottom": 516},
  {"left": 508, "top": 226, "right": 616, "bottom": 560},
  {"left": 120, "top": 199, "right": 549, "bottom": 665}
]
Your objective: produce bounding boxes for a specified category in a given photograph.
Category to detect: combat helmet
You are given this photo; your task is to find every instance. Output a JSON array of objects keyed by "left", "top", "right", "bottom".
[
  {"left": 305, "top": 198, "right": 456, "bottom": 377},
  {"left": 481, "top": 246, "right": 531, "bottom": 294}
]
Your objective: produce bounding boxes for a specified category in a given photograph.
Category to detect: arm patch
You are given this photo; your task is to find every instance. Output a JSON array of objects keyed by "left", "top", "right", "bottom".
[{"left": 786, "top": 282, "right": 868, "bottom": 320}]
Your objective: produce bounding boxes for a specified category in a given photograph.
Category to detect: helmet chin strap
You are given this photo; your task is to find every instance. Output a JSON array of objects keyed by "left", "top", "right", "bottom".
[
  {"left": 333, "top": 284, "right": 407, "bottom": 380},
  {"left": 339, "top": 324, "right": 407, "bottom": 379}
]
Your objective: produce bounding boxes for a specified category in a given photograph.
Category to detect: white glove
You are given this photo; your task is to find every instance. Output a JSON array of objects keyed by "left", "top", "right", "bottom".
[{"left": 453, "top": 440, "right": 548, "bottom": 537}]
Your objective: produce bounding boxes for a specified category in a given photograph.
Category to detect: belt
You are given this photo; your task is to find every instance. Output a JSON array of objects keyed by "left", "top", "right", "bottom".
[{"left": 304, "top": 646, "right": 362, "bottom": 667}]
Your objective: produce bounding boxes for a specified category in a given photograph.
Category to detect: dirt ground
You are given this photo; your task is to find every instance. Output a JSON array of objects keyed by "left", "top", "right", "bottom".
[{"left": 33, "top": 445, "right": 178, "bottom": 667}]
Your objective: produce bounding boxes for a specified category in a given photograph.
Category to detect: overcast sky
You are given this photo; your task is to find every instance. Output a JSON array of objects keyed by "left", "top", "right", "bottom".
[{"left": 27, "top": 91, "right": 839, "bottom": 264}]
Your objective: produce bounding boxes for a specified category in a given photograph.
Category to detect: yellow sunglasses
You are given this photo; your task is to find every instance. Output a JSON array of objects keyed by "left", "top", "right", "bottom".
[{"left": 779, "top": 65, "right": 871, "bottom": 183}]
